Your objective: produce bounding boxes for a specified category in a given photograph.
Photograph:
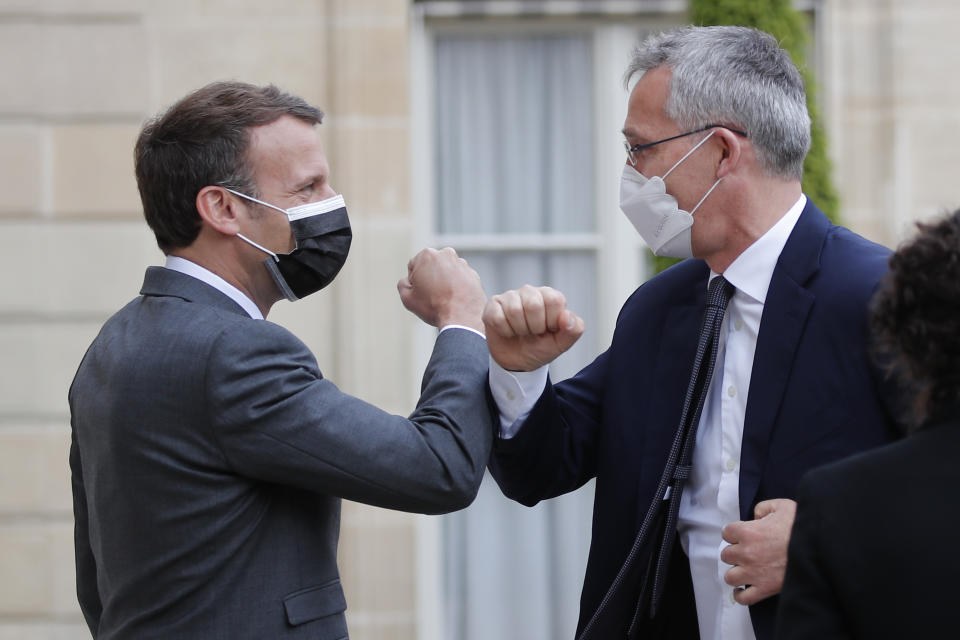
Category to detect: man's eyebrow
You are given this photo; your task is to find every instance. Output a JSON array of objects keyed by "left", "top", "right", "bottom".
[
  {"left": 293, "top": 173, "right": 326, "bottom": 190},
  {"left": 621, "top": 126, "right": 646, "bottom": 142}
]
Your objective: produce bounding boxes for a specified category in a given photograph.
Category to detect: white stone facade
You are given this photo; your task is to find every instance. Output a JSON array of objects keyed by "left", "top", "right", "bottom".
[{"left": 0, "top": 1, "right": 956, "bottom": 639}]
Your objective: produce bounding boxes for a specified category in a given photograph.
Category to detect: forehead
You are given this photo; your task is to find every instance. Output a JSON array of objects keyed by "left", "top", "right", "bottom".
[
  {"left": 247, "top": 115, "right": 328, "bottom": 184},
  {"left": 622, "top": 65, "right": 676, "bottom": 139}
]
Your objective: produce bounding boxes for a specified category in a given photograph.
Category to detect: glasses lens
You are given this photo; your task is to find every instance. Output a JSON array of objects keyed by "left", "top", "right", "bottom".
[{"left": 623, "top": 140, "right": 636, "bottom": 166}]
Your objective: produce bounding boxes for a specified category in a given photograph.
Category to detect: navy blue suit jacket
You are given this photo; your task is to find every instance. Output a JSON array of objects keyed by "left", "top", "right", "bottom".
[{"left": 490, "top": 202, "right": 900, "bottom": 639}]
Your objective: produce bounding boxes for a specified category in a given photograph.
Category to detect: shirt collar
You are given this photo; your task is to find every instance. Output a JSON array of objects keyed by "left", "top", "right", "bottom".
[
  {"left": 713, "top": 194, "right": 806, "bottom": 304},
  {"left": 163, "top": 255, "right": 263, "bottom": 320}
]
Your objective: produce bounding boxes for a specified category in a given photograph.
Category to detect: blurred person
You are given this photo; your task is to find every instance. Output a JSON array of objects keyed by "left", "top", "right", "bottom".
[
  {"left": 481, "top": 26, "right": 899, "bottom": 640},
  {"left": 776, "top": 208, "right": 960, "bottom": 639},
  {"left": 69, "top": 81, "right": 492, "bottom": 639}
]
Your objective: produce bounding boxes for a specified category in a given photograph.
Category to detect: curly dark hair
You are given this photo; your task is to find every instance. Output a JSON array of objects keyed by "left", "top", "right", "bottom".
[
  {"left": 870, "top": 208, "right": 960, "bottom": 429},
  {"left": 134, "top": 81, "right": 323, "bottom": 254}
]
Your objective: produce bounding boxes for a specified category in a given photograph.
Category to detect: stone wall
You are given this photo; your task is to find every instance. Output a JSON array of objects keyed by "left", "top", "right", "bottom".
[
  {"left": 824, "top": 0, "right": 960, "bottom": 244},
  {"left": 0, "top": 1, "right": 419, "bottom": 638}
]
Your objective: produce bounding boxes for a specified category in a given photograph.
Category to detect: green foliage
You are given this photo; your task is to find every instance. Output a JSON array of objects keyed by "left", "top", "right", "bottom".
[
  {"left": 692, "top": 0, "right": 805, "bottom": 54},
  {"left": 651, "top": 253, "right": 684, "bottom": 275},
  {"left": 649, "top": 0, "right": 840, "bottom": 275}
]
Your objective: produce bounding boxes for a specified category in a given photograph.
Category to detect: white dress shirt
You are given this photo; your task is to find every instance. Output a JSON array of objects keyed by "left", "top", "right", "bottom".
[{"left": 489, "top": 195, "right": 806, "bottom": 640}]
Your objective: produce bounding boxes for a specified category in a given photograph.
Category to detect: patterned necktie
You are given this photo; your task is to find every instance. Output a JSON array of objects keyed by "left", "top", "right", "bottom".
[{"left": 577, "top": 275, "right": 735, "bottom": 640}]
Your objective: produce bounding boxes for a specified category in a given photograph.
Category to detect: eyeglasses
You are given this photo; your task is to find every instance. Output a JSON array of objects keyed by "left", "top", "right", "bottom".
[{"left": 624, "top": 124, "right": 748, "bottom": 166}]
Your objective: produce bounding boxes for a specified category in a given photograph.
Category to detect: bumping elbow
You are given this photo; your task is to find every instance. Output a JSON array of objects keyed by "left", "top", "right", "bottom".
[{"left": 425, "top": 465, "right": 485, "bottom": 515}]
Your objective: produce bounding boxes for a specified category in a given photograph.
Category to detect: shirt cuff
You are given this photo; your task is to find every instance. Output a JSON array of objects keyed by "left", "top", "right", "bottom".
[
  {"left": 439, "top": 324, "right": 486, "bottom": 340},
  {"left": 488, "top": 356, "right": 548, "bottom": 439}
]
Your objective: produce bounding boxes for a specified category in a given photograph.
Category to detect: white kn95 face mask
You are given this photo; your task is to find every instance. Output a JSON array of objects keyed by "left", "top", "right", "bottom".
[{"left": 619, "top": 131, "right": 722, "bottom": 259}]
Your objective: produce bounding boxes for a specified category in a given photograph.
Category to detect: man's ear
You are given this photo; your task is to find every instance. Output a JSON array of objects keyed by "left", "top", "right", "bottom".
[
  {"left": 715, "top": 127, "right": 743, "bottom": 179},
  {"left": 196, "top": 186, "right": 241, "bottom": 236}
]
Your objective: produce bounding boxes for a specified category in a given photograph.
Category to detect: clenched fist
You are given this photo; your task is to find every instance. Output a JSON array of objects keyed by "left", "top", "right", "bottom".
[
  {"left": 398, "top": 247, "right": 486, "bottom": 333},
  {"left": 483, "top": 285, "right": 585, "bottom": 371}
]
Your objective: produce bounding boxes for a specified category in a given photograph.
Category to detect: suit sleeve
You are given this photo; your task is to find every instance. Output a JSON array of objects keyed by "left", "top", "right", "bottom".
[
  {"left": 205, "top": 323, "right": 493, "bottom": 515},
  {"left": 488, "top": 348, "right": 609, "bottom": 507},
  {"left": 69, "top": 423, "right": 102, "bottom": 635},
  {"left": 775, "top": 474, "right": 852, "bottom": 640}
]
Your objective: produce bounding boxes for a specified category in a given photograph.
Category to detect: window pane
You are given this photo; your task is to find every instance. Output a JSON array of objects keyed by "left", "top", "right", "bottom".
[
  {"left": 435, "top": 35, "right": 595, "bottom": 235},
  {"left": 434, "top": 32, "right": 598, "bottom": 640},
  {"left": 443, "top": 475, "right": 595, "bottom": 640}
]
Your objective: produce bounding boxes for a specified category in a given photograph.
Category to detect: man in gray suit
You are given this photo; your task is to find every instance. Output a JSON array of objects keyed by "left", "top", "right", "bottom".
[{"left": 69, "top": 81, "right": 492, "bottom": 639}]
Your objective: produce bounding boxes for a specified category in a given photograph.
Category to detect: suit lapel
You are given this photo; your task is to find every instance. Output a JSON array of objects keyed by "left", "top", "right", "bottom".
[{"left": 738, "top": 203, "right": 830, "bottom": 519}]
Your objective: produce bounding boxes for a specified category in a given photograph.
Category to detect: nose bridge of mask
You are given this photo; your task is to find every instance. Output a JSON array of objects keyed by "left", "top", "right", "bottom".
[
  {"left": 622, "top": 165, "right": 668, "bottom": 194},
  {"left": 622, "top": 166, "right": 676, "bottom": 212},
  {"left": 621, "top": 164, "right": 649, "bottom": 185},
  {"left": 286, "top": 194, "right": 346, "bottom": 222}
]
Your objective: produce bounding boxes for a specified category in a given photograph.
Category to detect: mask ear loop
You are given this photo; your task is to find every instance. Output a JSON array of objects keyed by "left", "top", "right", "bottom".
[
  {"left": 689, "top": 178, "right": 723, "bottom": 215},
  {"left": 660, "top": 130, "right": 722, "bottom": 215},
  {"left": 224, "top": 187, "right": 286, "bottom": 262},
  {"left": 236, "top": 233, "right": 280, "bottom": 263},
  {"left": 662, "top": 130, "right": 716, "bottom": 180}
]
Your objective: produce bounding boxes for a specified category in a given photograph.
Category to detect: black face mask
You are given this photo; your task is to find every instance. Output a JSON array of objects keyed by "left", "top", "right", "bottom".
[{"left": 230, "top": 191, "right": 353, "bottom": 301}]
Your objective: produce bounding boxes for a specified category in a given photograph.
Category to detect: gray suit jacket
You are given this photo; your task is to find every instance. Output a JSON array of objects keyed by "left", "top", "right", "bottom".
[{"left": 69, "top": 266, "right": 493, "bottom": 639}]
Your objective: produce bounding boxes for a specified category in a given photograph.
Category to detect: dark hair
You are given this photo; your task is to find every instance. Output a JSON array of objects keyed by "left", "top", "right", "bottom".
[
  {"left": 134, "top": 81, "right": 324, "bottom": 253},
  {"left": 871, "top": 208, "right": 960, "bottom": 429}
]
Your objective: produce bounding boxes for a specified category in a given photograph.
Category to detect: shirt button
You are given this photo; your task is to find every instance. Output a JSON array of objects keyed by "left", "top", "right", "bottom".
[
  {"left": 726, "top": 458, "right": 737, "bottom": 472},
  {"left": 506, "top": 390, "right": 516, "bottom": 401},
  {"left": 727, "top": 385, "right": 737, "bottom": 398},
  {"left": 734, "top": 318, "right": 744, "bottom": 331}
]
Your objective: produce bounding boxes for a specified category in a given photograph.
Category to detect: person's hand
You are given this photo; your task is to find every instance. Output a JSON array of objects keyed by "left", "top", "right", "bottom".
[
  {"left": 482, "top": 285, "right": 585, "bottom": 371},
  {"left": 397, "top": 247, "right": 486, "bottom": 333},
  {"left": 720, "top": 498, "right": 797, "bottom": 606}
]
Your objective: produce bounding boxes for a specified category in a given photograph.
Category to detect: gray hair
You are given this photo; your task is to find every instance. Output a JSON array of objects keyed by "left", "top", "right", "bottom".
[{"left": 626, "top": 26, "right": 811, "bottom": 180}]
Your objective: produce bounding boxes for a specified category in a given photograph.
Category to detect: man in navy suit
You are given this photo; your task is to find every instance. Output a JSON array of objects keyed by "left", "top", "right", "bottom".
[{"left": 482, "top": 26, "right": 898, "bottom": 640}]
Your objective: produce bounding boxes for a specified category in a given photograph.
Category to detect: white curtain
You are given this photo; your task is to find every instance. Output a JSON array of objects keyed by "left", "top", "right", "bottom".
[
  {"left": 435, "top": 35, "right": 598, "bottom": 640},
  {"left": 435, "top": 35, "right": 594, "bottom": 235}
]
